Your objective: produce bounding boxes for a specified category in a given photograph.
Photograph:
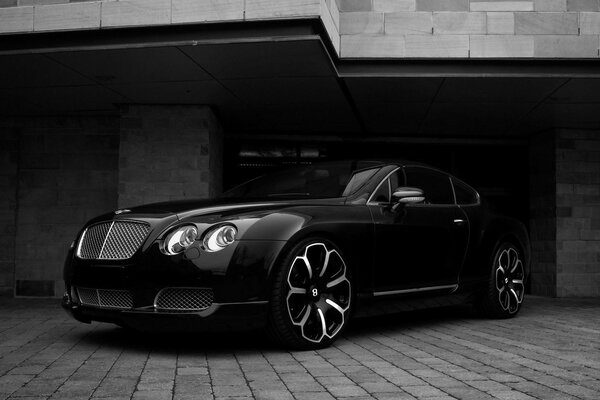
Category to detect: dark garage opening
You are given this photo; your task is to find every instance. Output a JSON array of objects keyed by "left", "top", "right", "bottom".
[{"left": 223, "top": 137, "right": 529, "bottom": 225}]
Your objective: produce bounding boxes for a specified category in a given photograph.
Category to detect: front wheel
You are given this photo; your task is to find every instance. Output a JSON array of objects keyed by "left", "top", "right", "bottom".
[
  {"left": 267, "top": 238, "right": 352, "bottom": 349},
  {"left": 478, "top": 242, "right": 526, "bottom": 318}
]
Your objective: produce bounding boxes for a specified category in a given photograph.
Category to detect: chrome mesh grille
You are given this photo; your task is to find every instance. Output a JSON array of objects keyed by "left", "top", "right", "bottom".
[
  {"left": 76, "top": 287, "right": 133, "bottom": 310},
  {"left": 78, "top": 223, "right": 111, "bottom": 259},
  {"left": 154, "top": 288, "right": 214, "bottom": 311},
  {"left": 77, "top": 221, "right": 150, "bottom": 260}
]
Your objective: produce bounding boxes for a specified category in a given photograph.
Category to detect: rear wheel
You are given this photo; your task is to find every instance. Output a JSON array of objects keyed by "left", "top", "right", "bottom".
[
  {"left": 267, "top": 238, "right": 352, "bottom": 349},
  {"left": 479, "top": 242, "right": 526, "bottom": 318}
]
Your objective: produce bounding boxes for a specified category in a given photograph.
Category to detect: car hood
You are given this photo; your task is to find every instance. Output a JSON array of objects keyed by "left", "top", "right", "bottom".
[{"left": 102, "top": 197, "right": 346, "bottom": 222}]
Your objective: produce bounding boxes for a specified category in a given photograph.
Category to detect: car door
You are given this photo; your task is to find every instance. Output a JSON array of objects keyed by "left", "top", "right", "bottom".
[{"left": 368, "top": 166, "right": 469, "bottom": 293}]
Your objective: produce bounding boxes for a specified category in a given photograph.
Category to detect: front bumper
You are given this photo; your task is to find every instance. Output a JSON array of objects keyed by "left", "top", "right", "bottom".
[
  {"left": 62, "top": 298, "right": 268, "bottom": 332},
  {"left": 63, "top": 237, "right": 286, "bottom": 331}
]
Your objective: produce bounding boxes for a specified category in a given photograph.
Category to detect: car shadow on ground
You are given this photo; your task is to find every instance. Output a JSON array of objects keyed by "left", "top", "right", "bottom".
[{"left": 74, "top": 303, "right": 479, "bottom": 353}]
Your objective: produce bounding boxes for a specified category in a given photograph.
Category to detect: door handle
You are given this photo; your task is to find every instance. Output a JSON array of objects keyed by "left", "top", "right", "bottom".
[{"left": 453, "top": 219, "right": 465, "bottom": 225}]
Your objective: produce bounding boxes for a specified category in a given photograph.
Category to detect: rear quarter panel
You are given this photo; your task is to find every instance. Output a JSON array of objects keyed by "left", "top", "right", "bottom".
[{"left": 460, "top": 205, "right": 531, "bottom": 290}]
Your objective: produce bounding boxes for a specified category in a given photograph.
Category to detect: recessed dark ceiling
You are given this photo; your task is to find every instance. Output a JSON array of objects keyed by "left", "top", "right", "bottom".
[
  {"left": 179, "top": 40, "right": 336, "bottom": 79},
  {"left": 50, "top": 47, "right": 212, "bottom": 84},
  {"left": 0, "top": 54, "right": 92, "bottom": 88},
  {"left": 2, "top": 38, "right": 600, "bottom": 136}
]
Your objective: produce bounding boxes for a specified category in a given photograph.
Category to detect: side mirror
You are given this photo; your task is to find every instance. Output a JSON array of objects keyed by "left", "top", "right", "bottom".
[{"left": 392, "top": 187, "right": 425, "bottom": 205}]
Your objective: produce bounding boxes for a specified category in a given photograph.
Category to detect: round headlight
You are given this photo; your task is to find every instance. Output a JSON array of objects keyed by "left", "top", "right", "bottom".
[
  {"left": 164, "top": 225, "right": 198, "bottom": 255},
  {"left": 203, "top": 225, "right": 237, "bottom": 252}
]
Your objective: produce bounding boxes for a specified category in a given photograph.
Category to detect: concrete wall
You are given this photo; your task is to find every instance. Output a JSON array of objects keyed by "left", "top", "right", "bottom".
[{"left": 339, "top": 0, "right": 600, "bottom": 57}]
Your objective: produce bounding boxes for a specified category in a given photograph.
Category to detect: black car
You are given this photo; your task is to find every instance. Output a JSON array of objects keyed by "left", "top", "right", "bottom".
[{"left": 62, "top": 160, "right": 530, "bottom": 349}]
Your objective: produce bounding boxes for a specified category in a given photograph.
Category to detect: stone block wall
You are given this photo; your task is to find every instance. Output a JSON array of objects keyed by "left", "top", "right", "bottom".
[
  {"left": 529, "top": 129, "right": 600, "bottom": 297},
  {"left": 5, "top": 0, "right": 600, "bottom": 59},
  {"left": 338, "top": 0, "right": 600, "bottom": 58},
  {"left": 0, "top": 122, "right": 19, "bottom": 297},
  {"left": 118, "top": 105, "right": 223, "bottom": 207},
  {"left": 0, "top": 106, "right": 224, "bottom": 298},
  {"left": 529, "top": 132, "right": 557, "bottom": 297},
  {"left": 555, "top": 129, "right": 600, "bottom": 297},
  {"left": 0, "top": 0, "right": 340, "bottom": 51},
  {"left": 14, "top": 117, "right": 119, "bottom": 297}
]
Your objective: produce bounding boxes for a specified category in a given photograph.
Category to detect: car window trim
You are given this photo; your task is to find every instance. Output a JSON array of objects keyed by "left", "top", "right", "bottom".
[
  {"left": 450, "top": 176, "right": 481, "bottom": 206},
  {"left": 366, "top": 167, "right": 401, "bottom": 205},
  {"left": 450, "top": 175, "right": 457, "bottom": 205}
]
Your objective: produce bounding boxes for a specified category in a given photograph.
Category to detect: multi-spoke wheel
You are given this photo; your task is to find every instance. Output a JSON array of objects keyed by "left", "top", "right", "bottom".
[
  {"left": 268, "top": 238, "right": 352, "bottom": 349},
  {"left": 478, "top": 242, "right": 526, "bottom": 318}
]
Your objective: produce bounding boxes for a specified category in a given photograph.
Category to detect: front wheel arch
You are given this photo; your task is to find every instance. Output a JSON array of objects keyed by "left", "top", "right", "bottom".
[
  {"left": 267, "top": 229, "right": 356, "bottom": 284},
  {"left": 266, "top": 236, "right": 354, "bottom": 349}
]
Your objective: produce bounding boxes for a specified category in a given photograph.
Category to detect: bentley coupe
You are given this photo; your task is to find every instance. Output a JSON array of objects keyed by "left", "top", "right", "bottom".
[{"left": 62, "top": 160, "right": 530, "bottom": 349}]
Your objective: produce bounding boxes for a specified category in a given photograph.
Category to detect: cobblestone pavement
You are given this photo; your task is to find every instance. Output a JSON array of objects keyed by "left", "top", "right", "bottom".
[{"left": 0, "top": 296, "right": 599, "bottom": 400}]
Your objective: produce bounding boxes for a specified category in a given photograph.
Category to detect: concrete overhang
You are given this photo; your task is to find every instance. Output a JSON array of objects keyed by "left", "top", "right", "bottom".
[{"left": 2, "top": 17, "right": 600, "bottom": 138}]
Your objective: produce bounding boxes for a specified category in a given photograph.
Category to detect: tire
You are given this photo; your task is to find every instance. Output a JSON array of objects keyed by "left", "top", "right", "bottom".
[
  {"left": 267, "top": 238, "right": 353, "bottom": 350},
  {"left": 478, "top": 241, "right": 526, "bottom": 318}
]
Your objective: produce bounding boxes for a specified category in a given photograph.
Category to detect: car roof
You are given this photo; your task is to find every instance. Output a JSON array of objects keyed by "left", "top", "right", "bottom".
[{"left": 314, "top": 159, "right": 438, "bottom": 170}]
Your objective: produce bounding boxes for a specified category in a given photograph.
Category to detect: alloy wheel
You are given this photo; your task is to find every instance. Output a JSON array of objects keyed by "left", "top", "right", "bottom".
[
  {"left": 285, "top": 242, "right": 351, "bottom": 343},
  {"left": 495, "top": 246, "right": 525, "bottom": 314}
]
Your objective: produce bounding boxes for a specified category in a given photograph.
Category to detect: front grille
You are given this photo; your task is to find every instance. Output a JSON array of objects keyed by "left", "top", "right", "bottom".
[
  {"left": 77, "top": 221, "right": 150, "bottom": 260},
  {"left": 154, "top": 288, "right": 214, "bottom": 312},
  {"left": 76, "top": 287, "right": 133, "bottom": 310}
]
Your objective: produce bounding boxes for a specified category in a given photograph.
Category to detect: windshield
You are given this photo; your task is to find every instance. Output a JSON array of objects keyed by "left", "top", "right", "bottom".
[{"left": 221, "top": 161, "right": 382, "bottom": 200}]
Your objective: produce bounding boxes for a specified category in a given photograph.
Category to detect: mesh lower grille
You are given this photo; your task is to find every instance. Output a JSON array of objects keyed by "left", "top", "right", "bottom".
[
  {"left": 76, "top": 287, "right": 133, "bottom": 310},
  {"left": 77, "top": 221, "right": 150, "bottom": 260},
  {"left": 154, "top": 288, "right": 214, "bottom": 311}
]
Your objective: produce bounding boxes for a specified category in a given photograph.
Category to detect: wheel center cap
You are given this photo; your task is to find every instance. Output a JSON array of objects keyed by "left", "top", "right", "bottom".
[
  {"left": 310, "top": 286, "right": 320, "bottom": 299},
  {"left": 504, "top": 277, "right": 509, "bottom": 285}
]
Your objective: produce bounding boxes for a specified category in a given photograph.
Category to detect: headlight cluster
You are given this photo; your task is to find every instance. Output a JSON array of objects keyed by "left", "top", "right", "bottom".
[
  {"left": 163, "top": 224, "right": 237, "bottom": 255},
  {"left": 164, "top": 225, "right": 198, "bottom": 255},
  {"left": 203, "top": 225, "right": 237, "bottom": 252}
]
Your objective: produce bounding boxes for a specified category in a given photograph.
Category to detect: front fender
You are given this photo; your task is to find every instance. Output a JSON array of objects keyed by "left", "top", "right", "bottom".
[{"left": 243, "top": 206, "right": 375, "bottom": 294}]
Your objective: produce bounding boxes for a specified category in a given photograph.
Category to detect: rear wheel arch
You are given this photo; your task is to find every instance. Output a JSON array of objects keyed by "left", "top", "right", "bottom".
[
  {"left": 479, "top": 219, "right": 529, "bottom": 266},
  {"left": 478, "top": 240, "right": 527, "bottom": 318}
]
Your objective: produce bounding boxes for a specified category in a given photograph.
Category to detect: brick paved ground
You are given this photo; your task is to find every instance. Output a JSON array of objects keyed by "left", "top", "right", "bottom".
[{"left": 0, "top": 296, "right": 599, "bottom": 400}]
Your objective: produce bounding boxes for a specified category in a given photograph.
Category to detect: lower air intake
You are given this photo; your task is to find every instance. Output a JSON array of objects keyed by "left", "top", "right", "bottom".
[
  {"left": 76, "top": 287, "right": 133, "bottom": 310},
  {"left": 154, "top": 287, "right": 214, "bottom": 312}
]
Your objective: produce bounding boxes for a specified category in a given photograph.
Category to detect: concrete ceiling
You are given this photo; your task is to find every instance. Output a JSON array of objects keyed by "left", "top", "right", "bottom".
[{"left": 2, "top": 37, "right": 600, "bottom": 137}]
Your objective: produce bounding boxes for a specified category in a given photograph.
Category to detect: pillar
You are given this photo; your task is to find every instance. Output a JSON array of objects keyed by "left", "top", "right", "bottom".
[
  {"left": 118, "top": 105, "right": 223, "bottom": 207},
  {"left": 529, "top": 129, "right": 600, "bottom": 297}
]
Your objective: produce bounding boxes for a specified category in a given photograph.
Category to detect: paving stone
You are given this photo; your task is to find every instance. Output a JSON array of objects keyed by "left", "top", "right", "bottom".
[{"left": 0, "top": 297, "right": 599, "bottom": 399}]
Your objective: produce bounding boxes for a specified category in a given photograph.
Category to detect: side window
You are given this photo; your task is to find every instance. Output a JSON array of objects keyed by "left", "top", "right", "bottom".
[
  {"left": 404, "top": 167, "right": 454, "bottom": 205},
  {"left": 370, "top": 170, "right": 405, "bottom": 203},
  {"left": 389, "top": 170, "right": 404, "bottom": 193},
  {"left": 452, "top": 178, "right": 479, "bottom": 205},
  {"left": 371, "top": 180, "right": 390, "bottom": 203}
]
